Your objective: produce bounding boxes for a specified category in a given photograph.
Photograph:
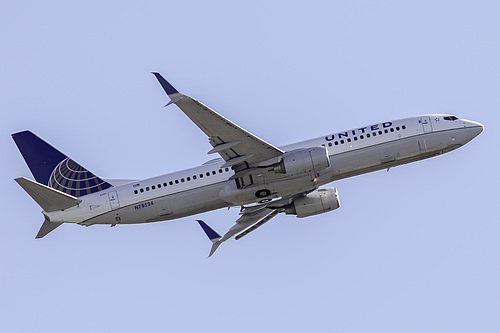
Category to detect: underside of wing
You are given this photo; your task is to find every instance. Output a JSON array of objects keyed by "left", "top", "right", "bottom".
[
  {"left": 152, "top": 73, "right": 284, "bottom": 171},
  {"left": 197, "top": 205, "right": 281, "bottom": 257},
  {"left": 224, "top": 206, "right": 280, "bottom": 242}
]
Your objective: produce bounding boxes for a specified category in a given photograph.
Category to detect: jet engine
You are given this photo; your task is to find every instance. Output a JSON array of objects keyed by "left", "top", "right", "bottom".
[
  {"left": 273, "top": 147, "right": 330, "bottom": 176},
  {"left": 284, "top": 187, "right": 340, "bottom": 218}
]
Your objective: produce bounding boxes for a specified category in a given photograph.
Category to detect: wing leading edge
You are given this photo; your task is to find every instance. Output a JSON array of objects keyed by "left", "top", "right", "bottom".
[{"left": 152, "top": 73, "right": 284, "bottom": 171}]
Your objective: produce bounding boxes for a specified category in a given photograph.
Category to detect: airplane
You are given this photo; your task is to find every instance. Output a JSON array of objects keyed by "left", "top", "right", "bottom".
[{"left": 12, "top": 73, "right": 484, "bottom": 256}]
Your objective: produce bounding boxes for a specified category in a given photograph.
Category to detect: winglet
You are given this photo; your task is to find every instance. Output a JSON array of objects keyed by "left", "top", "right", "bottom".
[
  {"left": 196, "top": 220, "right": 223, "bottom": 257},
  {"left": 152, "top": 72, "right": 183, "bottom": 106},
  {"left": 196, "top": 220, "right": 221, "bottom": 241},
  {"left": 208, "top": 241, "right": 222, "bottom": 258}
]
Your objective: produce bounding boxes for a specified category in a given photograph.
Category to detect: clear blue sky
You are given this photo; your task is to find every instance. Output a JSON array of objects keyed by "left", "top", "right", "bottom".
[{"left": 1, "top": 1, "right": 499, "bottom": 332}]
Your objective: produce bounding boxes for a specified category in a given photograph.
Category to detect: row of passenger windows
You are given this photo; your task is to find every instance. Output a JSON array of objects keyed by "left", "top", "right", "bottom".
[
  {"left": 133, "top": 167, "right": 230, "bottom": 194},
  {"left": 326, "top": 125, "right": 406, "bottom": 147}
]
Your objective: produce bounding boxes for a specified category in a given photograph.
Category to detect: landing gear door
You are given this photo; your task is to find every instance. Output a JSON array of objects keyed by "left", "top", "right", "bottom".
[
  {"left": 108, "top": 190, "right": 120, "bottom": 210},
  {"left": 420, "top": 116, "right": 433, "bottom": 133}
]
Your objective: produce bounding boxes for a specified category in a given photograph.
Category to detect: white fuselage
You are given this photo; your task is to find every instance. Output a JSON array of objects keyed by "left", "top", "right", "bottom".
[{"left": 45, "top": 115, "right": 483, "bottom": 226}]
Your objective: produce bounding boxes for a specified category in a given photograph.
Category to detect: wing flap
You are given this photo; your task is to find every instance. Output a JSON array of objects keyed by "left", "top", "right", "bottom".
[
  {"left": 222, "top": 207, "right": 279, "bottom": 242},
  {"left": 234, "top": 209, "right": 280, "bottom": 240},
  {"left": 207, "top": 141, "right": 241, "bottom": 154},
  {"left": 220, "top": 155, "right": 254, "bottom": 168}
]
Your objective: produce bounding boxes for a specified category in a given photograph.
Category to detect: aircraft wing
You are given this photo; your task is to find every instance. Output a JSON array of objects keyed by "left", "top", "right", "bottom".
[
  {"left": 197, "top": 205, "right": 280, "bottom": 257},
  {"left": 153, "top": 73, "right": 284, "bottom": 170}
]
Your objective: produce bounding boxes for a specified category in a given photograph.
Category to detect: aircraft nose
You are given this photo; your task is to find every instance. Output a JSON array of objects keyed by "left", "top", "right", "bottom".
[{"left": 467, "top": 120, "right": 484, "bottom": 139}]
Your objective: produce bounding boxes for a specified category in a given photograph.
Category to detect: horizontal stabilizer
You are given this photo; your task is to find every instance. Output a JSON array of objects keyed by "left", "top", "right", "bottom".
[
  {"left": 15, "top": 177, "right": 82, "bottom": 212},
  {"left": 36, "top": 219, "right": 63, "bottom": 239}
]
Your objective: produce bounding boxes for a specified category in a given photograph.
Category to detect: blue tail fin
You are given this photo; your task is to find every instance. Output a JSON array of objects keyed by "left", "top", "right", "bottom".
[{"left": 12, "top": 131, "right": 112, "bottom": 197}]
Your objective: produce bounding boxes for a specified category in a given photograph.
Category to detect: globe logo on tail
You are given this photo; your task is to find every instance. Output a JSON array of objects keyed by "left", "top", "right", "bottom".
[{"left": 48, "top": 158, "right": 111, "bottom": 197}]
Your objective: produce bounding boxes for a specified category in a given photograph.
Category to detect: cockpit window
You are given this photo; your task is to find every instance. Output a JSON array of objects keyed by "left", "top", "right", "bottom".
[{"left": 443, "top": 116, "right": 459, "bottom": 121}]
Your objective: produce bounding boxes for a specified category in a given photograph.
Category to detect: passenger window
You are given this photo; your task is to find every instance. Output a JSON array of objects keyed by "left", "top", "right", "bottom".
[
  {"left": 367, "top": 133, "right": 370, "bottom": 138},
  {"left": 140, "top": 188, "right": 144, "bottom": 193},
  {"left": 175, "top": 180, "right": 179, "bottom": 184},
  {"left": 169, "top": 181, "right": 173, "bottom": 185},
  {"left": 200, "top": 174, "right": 204, "bottom": 178},
  {"left": 206, "top": 172, "right": 210, "bottom": 176},
  {"left": 152, "top": 185, "right": 156, "bottom": 190},
  {"left": 134, "top": 190, "right": 138, "bottom": 194},
  {"left": 396, "top": 127, "right": 400, "bottom": 131},
  {"left": 146, "top": 187, "right": 150, "bottom": 191},
  {"left": 225, "top": 168, "right": 229, "bottom": 172},
  {"left": 340, "top": 140, "right": 344, "bottom": 144},
  {"left": 402, "top": 125, "right": 406, "bottom": 129},
  {"left": 347, "top": 138, "right": 351, "bottom": 142},
  {"left": 181, "top": 178, "right": 185, "bottom": 182},
  {"left": 354, "top": 137, "right": 358, "bottom": 141},
  {"left": 219, "top": 169, "right": 223, "bottom": 173},
  {"left": 373, "top": 132, "right": 376, "bottom": 137},
  {"left": 335, "top": 141, "right": 339, "bottom": 145},
  {"left": 193, "top": 175, "right": 197, "bottom": 180},
  {"left": 163, "top": 182, "right": 168, "bottom": 187},
  {"left": 328, "top": 142, "right": 332, "bottom": 147},
  {"left": 379, "top": 131, "right": 383, "bottom": 135},
  {"left": 390, "top": 128, "right": 394, "bottom": 132},
  {"left": 212, "top": 171, "right": 216, "bottom": 175},
  {"left": 384, "top": 129, "right": 388, "bottom": 134},
  {"left": 187, "top": 177, "right": 191, "bottom": 181}
]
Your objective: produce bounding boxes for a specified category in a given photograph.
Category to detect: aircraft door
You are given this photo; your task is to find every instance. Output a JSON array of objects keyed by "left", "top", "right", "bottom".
[
  {"left": 108, "top": 190, "right": 120, "bottom": 210},
  {"left": 420, "top": 116, "right": 433, "bottom": 133}
]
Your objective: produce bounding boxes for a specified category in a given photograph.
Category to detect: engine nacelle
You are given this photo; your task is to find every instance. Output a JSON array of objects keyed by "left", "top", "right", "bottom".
[
  {"left": 284, "top": 187, "right": 340, "bottom": 218},
  {"left": 273, "top": 147, "right": 330, "bottom": 176}
]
